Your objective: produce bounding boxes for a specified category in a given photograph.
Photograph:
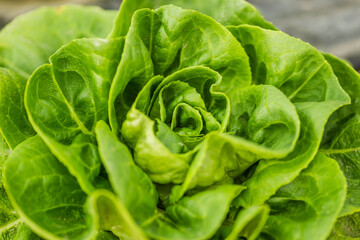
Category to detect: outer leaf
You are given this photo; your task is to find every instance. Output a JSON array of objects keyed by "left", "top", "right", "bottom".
[
  {"left": 0, "top": 5, "right": 117, "bottom": 153},
  {"left": 0, "top": 68, "right": 35, "bottom": 149},
  {"left": 327, "top": 150, "right": 360, "bottom": 217},
  {"left": 326, "top": 132, "right": 360, "bottom": 217},
  {"left": 228, "top": 25, "right": 349, "bottom": 103},
  {"left": 26, "top": 38, "right": 124, "bottom": 142},
  {"left": 0, "top": 5, "right": 116, "bottom": 78},
  {"left": 25, "top": 38, "right": 124, "bottom": 193},
  {"left": 322, "top": 53, "right": 360, "bottom": 147},
  {"left": 108, "top": 0, "right": 275, "bottom": 38},
  {"left": 228, "top": 25, "right": 350, "bottom": 207},
  {"left": 3, "top": 136, "right": 140, "bottom": 240},
  {"left": 40, "top": 134, "right": 108, "bottom": 194},
  {"left": 261, "top": 154, "right": 346, "bottom": 240},
  {"left": 108, "top": 5, "right": 251, "bottom": 132},
  {"left": 0, "top": 134, "right": 24, "bottom": 240},
  {"left": 320, "top": 54, "right": 360, "bottom": 217},
  {"left": 3, "top": 136, "right": 93, "bottom": 240},
  {"left": 329, "top": 212, "right": 360, "bottom": 240},
  {"left": 236, "top": 101, "right": 346, "bottom": 207},
  {"left": 143, "top": 185, "right": 245, "bottom": 240},
  {"left": 95, "top": 121, "right": 158, "bottom": 222}
]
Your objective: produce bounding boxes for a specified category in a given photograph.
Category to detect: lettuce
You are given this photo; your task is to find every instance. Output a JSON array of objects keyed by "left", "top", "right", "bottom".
[{"left": 0, "top": 1, "right": 358, "bottom": 239}]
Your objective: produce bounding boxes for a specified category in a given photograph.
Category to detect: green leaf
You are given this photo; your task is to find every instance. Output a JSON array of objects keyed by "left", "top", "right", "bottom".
[
  {"left": 236, "top": 100, "right": 346, "bottom": 208},
  {"left": 26, "top": 38, "right": 124, "bottom": 142},
  {"left": 0, "top": 134, "right": 10, "bottom": 165},
  {"left": 95, "top": 231, "right": 119, "bottom": 240},
  {"left": 320, "top": 54, "right": 360, "bottom": 217},
  {"left": 2, "top": 1, "right": 358, "bottom": 238},
  {"left": 224, "top": 205, "right": 269, "bottom": 240},
  {"left": 0, "top": 134, "right": 23, "bottom": 240},
  {"left": 228, "top": 25, "right": 349, "bottom": 104},
  {"left": 324, "top": 117, "right": 360, "bottom": 217},
  {"left": 0, "top": 5, "right": 116, "bottom": 78},
  {"left": 86, "top": 189, "right": 148, "bottom": 240},
  {"left": 228, "top": 25, "right": 349, "bottom": 207},
  {"left": 122, "top": 107, "right": 193, "bottom": 184},
  {"left": 143, "top": 185, "right": 245, "bottom": 240},
  {"left": 122, "top": 67, "right": 232, "bottom": 184},
  {"left": 171, "top": 84, "right": 300, "bottom": 202},
  {"left": 327, "top": 151, "right": 360, "bottom": 217},
  {"left": 3, "top": 135, "right": 142, "bottom": 240},
  {"left": 0, "top": 221, "right": 42, "bottom": 240},
  {"left": 95, "top": 121, "right": 158, "bottom": 222},
  {"left": 329, "top": 212, "right": 360, "bottom": 239},
  {"left": 25, "top": 38, "right": 124, "bottom": 193},
  {"left": 3, "top": 136, "right": 93, "bottom": 240},
  {"left": 108, "top": 5, "right": 251, "bottom": 132},
  {"left": 109, "top": 0, "right": 275, "bottom": 38},
  {"left": 0, "top": 68, "right": 35, "bottom": 149},
  {"left": 94, "top": 126, "right": 244, "bottom": 240},
  {"left": 261, "top": 154, "right": 346, "bottom": 240},
  {"left": 322, "top": 53, "right": 360, "bottom": 147},
  {"left": 40, "top": 133, "right": 108, "bottom": 194},
  {"left": 227, "top": 84, "right": 300, "bottom": 157},
  {"left": 0, "top": 5, "right": 117, "bottom": 153}
]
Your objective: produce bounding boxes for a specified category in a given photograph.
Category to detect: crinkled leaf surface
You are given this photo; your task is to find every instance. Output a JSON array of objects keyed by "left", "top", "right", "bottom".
[
  {"left": 223, "top": 205, "right": 269, "bottom": 240},
  {"left": 122, "top": 67, "right": 231, "bottom": 184},
  {"left": 0, "top": 135, "right": 29, "bottom": 240},
  {"left": 0, "top": 221, "right": 42, "bottom": 240},
  {"left": 327, "top": 150, "right": 360, "bottom": 217},
  {"left": 1, "top": 1, "right": 358, "bottom": 239},
  {"left": 86, "top": 189, "right": 148, "bottom": 240},
  {"left": 0, "top": 5, "right": 117, "bottom": 153},
  {"left": 25, "top": 38, "right": 124, "bottom": 193},
  {"left": 3, "top": 136, "right": 92, "bottom": 240},
  {"left": 228, "top": 25, "right": 349, "bottom": 207},
  {"left": 329, "top": 212, "right": 360, "bottom": 240},
  {"left": 3, "top": 136, "right": 137, "bottom": 240},
  {"left": 0, "top": 68, "right": 35, "bottom": 149},
  {"left": 26, "top": 38, "right": 124, "bottom": 142},
  {"left": 261, "top": 154, "right": 346, "bottom": 240},
  {"left": 0, "top": 8, "right": 119, "bottom": 237},
  {"left": 0, "top": 5, "right": 116, "bottom": 78},
  {"left": 108, "top": 5, "right": 251, "bottom": 132},
  {"left": 322, "top": 54, "right": 360, "bottom": 147},
  {"left": 109, "top": 0, "right": 275, "bottom": 38},
  {"left": 170, "top": 84, "right": 300, "bottom": 202},
  {"left": 143, "top": 185, "right": 245, "bottom": 240},
  {"left": 321, "top": 53, "right": 360, "bottom": 217}
]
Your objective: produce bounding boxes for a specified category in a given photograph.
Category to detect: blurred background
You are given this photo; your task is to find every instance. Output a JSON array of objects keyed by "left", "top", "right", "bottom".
[{"left": 1, "top": 0, "right": 360, "bottom": 70}]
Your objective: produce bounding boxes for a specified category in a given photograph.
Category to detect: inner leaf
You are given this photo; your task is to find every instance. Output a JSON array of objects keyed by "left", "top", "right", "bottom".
[{"left": 171, "top": 103, "right": 203, "bottom": 136}]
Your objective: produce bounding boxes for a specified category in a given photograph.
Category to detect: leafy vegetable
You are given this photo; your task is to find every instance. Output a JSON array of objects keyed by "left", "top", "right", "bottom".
[
  {"left": 0, "top": 5, "right": 118, "bottom": 238},
  {"left": 1, "top": 0, "right": 359, "bottom": 239}
]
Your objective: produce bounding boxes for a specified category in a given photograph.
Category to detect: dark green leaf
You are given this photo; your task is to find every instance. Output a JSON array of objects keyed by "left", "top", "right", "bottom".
[{"left": 262, "top": 154, "right": 346, "bottom": 240}]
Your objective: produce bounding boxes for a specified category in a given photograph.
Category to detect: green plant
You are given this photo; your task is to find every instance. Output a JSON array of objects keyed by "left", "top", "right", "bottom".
[{"left": 0, "top": 1, "right": 359, "bottom": 239}]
